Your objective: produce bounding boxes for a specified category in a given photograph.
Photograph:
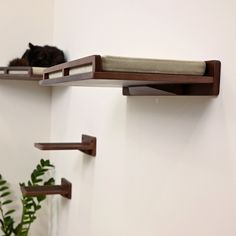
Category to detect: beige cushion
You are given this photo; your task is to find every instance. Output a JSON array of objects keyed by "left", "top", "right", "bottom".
[
  {"left": 32, "top": 67, "right": 46, "bottom": 75},
  {"left": 102, "top": 56, "right": 206, "bottom": 75}
]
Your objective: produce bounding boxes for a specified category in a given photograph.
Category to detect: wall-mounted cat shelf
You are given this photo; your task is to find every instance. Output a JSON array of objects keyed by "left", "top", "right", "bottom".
[
  {"left": 40, "top": 55, "right": 221, "bottom": 96},
  {"left": 0, "top": 66, "right": 44, "bottom": 81},
  {"left": 34, "top": 134, "right": 96, "bottom": 156},
  {"left": 21, "top": 178, "right": 72, "bottom": 199}
]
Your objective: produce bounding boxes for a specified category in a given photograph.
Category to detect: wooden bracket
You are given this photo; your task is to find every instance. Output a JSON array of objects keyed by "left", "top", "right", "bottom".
[
  {"left": 34, "top": 134, "right": 96, "bottom": 157},
  {"left": 21, "top": 178, "right": 72, "bottom": 199}
]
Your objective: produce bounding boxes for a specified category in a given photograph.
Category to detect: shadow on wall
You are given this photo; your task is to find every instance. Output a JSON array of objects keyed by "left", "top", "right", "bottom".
[
  {"left": 123, "top": 96, "right": 236, "bottom": 236},
  {"left": 125, "top": 96, "right": 218, "bottom": 158},
  {"left": 55, "top": 154, "right": 95, "bottom": 236}
]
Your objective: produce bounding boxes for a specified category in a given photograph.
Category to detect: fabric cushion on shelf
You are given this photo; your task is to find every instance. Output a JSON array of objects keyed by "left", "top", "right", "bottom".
[{"left": 101, "top": 56, "right": 206, "bottom": 75}]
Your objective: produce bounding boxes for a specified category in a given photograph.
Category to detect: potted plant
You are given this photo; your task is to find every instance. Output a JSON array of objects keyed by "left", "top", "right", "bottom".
[{"left": 0, "top": 159, "right": 54, "bottom": 236}]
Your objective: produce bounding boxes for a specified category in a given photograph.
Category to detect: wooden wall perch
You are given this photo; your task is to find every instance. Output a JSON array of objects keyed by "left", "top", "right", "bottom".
[
  {"left": 34, "top": 134, "right": 96, "bottom": 156},
  {"left": 40, "top": 55, "right": 221, "bottom": 96},
  {"left": 21, "top": 178, "right": 72, "bottom": 199}
]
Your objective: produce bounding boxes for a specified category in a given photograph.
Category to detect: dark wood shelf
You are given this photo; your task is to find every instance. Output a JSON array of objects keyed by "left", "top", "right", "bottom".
[
  {"left": 21, "top": 178, "right": 72, "bottom": 199},
  {"left": 40, "top": 55, "right": 221, "bottom": 96},
  {"left": 35, "top": 134, "right": 96, "bottom": 156},
  {"left": 0, "top": 66, "right": 43, "bottom": 81}
]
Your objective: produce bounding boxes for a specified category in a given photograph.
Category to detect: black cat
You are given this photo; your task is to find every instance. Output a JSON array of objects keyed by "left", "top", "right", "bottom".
[{"left": 9, "top": 43, "right": 66, "bottom": 67}]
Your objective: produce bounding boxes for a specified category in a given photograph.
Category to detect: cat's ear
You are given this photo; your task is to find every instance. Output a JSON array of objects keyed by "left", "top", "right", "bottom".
[{"left": 29, "top": 43, "right": 35, "bottom": 49}]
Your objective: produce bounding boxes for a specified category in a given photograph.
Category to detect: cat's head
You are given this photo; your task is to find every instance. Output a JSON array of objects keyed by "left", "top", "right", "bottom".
[{"left": 27, "top": 43, "right": 51, "bottom": 67}]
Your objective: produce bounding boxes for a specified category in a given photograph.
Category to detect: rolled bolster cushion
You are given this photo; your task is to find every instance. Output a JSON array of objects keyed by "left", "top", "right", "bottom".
[
  {"left": 32, "top": 67, "right": 46, "bottom": 75},
  {"left": 101, "top": 56, "right": 206, "bottom": 76}
]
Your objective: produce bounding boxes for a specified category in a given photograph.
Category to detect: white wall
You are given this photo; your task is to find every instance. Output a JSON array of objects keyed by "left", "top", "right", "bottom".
[
  {"left": 0, "top": 1, "right": 54, "bottom": 235},
  {"left": 0, "top": 0, "right": 54, "bottom": 65},
  {"left": 51, "top": 0, "right": 236, "bottom": 236},
  {"left": 0, "top": 81, "right": 52, "bottom": 236}
]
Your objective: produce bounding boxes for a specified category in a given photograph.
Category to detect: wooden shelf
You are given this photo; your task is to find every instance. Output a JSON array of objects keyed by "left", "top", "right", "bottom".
[
  {"left": 35, "top": 134, "right": 96, "bottom": 156},
  {"left": 40, "top": 55, "right": 221, "bottom": 96},
  {"left": 21, "top": 178, "right": 72, "bottom": 199},
  {"left": 0, "top": 67, "right": 42, "bottom": 81}
]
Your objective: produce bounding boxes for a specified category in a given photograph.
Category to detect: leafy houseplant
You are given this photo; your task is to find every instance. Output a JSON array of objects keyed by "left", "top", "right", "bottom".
[{"left": 0, "top": 159, "right": 55, "bottom": 236}]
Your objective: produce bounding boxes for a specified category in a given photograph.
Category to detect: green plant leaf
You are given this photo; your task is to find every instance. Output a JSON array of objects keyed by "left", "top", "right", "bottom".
[
  {"left": 31, "top": 173, "right": 36, "bottom": 182},
  {"left": 44, "top": 177, "right": 55, "bottom": 186},
  {"left": 2, "top": 200, "right": 12, "bottom": 205},
  {"left": 16, "top": 159, "right": 55, "bottom": 235},
  {"left": 25, "top": 203, "right": 33, "bottom": 209},
  {"left": 0, "top": 192, "right": 10, "bottom": 197},
  {"left": 34, "top": 178, "right": 43, "bottom": 183},
  {"left": 25, "top": 211, "right": 34, "bottom": 215},
  {"left": 35, "top": 205, "right": 41, "bottom": 210},
  {"left": 43, "top": 159, "right": 54, "bottom": 167},
  {"left": 4, "top": 209, "right": 15, "bottom": 216},
  {"left": 36, "top": 195, "right": 46, "bottom": 202},
  {"left": 40, "top": 159, "right": 45, "bottom": 166},
  {"left": 0, "top": 180, "right": 7, "bottom": 186},
  {"left": 22, "top": 220, "right": 33, "bottom": 225},
  {"left": 35, "top": 171, "right": 45, "bottom": 177},
  {"left": 36, "top": 164, "right": 42, "bottom": 171},
  {"left": 3, "top": 216, "right": 14, "bottom": 226},
  {"left": 0, "top": 186, "right": 8, "bottom": 192}
]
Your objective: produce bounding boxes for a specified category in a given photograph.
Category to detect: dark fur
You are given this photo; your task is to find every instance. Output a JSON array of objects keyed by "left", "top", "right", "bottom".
[
  {"left": 8, "top": 58, "right": 28, "bottom": 66},
  {"left": 9, "top": 43, "right": 66, "bottom": 67}
]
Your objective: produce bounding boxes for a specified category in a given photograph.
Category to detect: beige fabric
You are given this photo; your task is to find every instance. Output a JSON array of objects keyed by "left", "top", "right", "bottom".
[
  {"left": 32, "top": 67, "right": 46, "bottom": 75},
  {"left": 101, "top": 56, "right": 206, "bottom": 75},
  {"left": 69, "top": 65, "right": 93, "bottom": 75}
]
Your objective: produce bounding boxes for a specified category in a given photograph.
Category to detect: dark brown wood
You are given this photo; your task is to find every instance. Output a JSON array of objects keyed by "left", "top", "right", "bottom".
[
  {"left": 41, "top": 70, "right": 213, "bottom": 87},
  {"left": 34, "top": 134, "right": 96, "bottom": 157},
  {"left": 40, "top": 55, "right": 221, "bottom": 96},
  {"left": 43, "top": 55, "right": 100, "bottom": 79},
  {"left": 21, "top": 178, "right": 72, "bottom": 199},
  {"left": 123, "top": 85, "right": 185, "bottom": 96},
  {"left": 81, "top": 134, "right": 97, "bottom": 156},
  {"left": 0, "top": 67, "right": 42, "bottom": 81},
  {"left": 180, "top": 60, "right": 221, "bottom": 96},
  {"left": 42, "top": 72, "right": 94, "bottom": 85}
]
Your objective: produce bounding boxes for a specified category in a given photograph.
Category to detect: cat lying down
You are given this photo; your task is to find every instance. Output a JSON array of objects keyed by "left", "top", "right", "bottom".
[{"left": 9, "top": 43, "right": 66, "bottom": 67}]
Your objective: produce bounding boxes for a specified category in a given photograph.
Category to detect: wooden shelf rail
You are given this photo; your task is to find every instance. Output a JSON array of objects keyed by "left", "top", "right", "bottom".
[
  {"left": 34, "top": 134, "right": 96, "bottom": 156},
  {"left": 0, "top": 66, "right": 42, "bottom": 81},
  {"left": 21, "top": 178, "right": 72, "bottom": 199}
]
